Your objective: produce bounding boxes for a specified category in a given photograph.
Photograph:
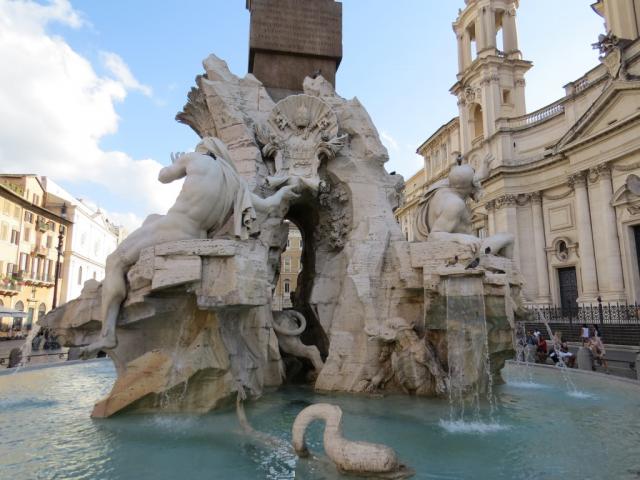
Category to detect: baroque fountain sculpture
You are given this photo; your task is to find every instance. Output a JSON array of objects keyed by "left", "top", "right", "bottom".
[{"left": 41, "top": 54, "right": 526, "bottom": 476}]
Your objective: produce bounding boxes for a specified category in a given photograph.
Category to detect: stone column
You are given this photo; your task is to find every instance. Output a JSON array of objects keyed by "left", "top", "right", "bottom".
[
  {"left": 496, "top": 194, "right": 520, "bottom": 267},
  {"left": 592, "top": 164, "right": 625, "bottom": 299},
  {"left": 457, "top": 34, "right": 466, "bottom": 73},
  {"left": 569, "top": 172, "right": 599, "bottom": 301},
  {"left": 481, "top": 75, "right": 500, "bottom": 137},
  {"left": 514, "top": 78, "right": 527, "bottom": 116},
  {"left": 476, "top": 10, "right": 487, "bottom": 52},
  {"left": 458, "top": 98, "right": 471, "bottom": 154},
  {"left": 485, "top": 200, "right": 496, "bottom": 235},
  {"left": 502, "top": 4, "right": 519, "bottom": 53},
  {"left": 484, "top": 7, "right": 496, "bottom": 50},
  {"left": 531, "top": 192, "right": 551, "bottom": 303},
  {"left": 462, "top": 31, "right": 473, "bottom": 67}
]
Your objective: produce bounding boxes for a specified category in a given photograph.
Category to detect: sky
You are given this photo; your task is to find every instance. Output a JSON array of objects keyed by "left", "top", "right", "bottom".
[{"left": 0, "top": 0, "right": 605, "bottom": 231}]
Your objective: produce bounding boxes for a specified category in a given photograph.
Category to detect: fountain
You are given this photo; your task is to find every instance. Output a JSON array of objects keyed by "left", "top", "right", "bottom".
[
  {"left": 38, "top": 55, "right": 522, "bottom": 422},
  {"left": 5, "top": 33, "right": 637, "bottom": 480}
]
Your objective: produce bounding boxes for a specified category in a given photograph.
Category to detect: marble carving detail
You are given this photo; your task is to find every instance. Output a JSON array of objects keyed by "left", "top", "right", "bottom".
[{"left": 41, "top": 53, "right": 522, "bottom": 420}]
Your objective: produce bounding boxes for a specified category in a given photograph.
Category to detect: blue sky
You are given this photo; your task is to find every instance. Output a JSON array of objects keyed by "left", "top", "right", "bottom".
[{"left": 0, "top": 0, "right": 604, "bottom": 229}]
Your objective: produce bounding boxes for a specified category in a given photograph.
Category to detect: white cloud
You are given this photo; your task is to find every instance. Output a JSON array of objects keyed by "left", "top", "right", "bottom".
[
  {"left": 0, "top": 0, "right": 179, "bottom": 222},
  {"left": 101, "top": 51, "right": 153, "bottom": 97},
  {"left": 380, "top": 131, "right": 400, "bottom": 151},
  {"left": 379, "top": 130, "right": 423, "bottom": 179},
  {"left": 386, "top": 151, "right": 423, "bottom": 180},
  {"left": 105, "top": 211, "right": 144, "bottom": 235}
]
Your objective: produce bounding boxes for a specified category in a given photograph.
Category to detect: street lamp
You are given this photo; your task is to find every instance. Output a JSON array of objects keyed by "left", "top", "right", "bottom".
[{"left": 52, "top": 224, "right": 65, "bottom": 309}]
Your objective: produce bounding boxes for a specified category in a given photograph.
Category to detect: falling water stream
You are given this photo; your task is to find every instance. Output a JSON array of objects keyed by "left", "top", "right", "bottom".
[
  {"left": 540, "top": 318, "right": 587, "bottom": 398},
  {"left": 511, "top": 321, "right": 537, "bottom": 387},
  {"left": 442, "top": 277, "right": 502, "bottom": 433},
  {"left": 12, "top": 325, "right": 42, "bottom": 374}
]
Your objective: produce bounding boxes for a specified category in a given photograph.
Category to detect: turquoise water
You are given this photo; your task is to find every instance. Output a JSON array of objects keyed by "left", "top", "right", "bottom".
[{"left": 1, "top": 360, "right": 640, "bottom": 479}]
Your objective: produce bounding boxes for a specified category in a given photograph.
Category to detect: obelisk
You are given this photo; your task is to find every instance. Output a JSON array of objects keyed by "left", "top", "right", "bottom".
[{"left": 246, "top": 0, "right": 342, "bottom": 101}]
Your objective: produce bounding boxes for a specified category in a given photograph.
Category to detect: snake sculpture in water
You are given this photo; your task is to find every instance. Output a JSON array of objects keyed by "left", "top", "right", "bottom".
[
  {"left": 272, "top": 310, "right": 324, "bottom": 374},
  {"left": 292, "top": 403, "right": 413, "bottom": 478}
]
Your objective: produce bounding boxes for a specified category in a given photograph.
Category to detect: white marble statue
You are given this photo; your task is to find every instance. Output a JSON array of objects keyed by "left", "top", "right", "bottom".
[
  {"left": 80, "top": 137, "right": 300, "bottom": 358},
  {"left": 292, "top": 403, "right": 412, "bottom": 478},
  {"left": 256, "top": 94, "right": 346, "bottom": 193},
  {"left": 365, "top": 317, "right": 448, "bottom": 396},
  {"left": 416, "top": 163, "right": 514, "bottom": 258},
  {"left": 272, "top": 310, "right": 324, "bottom": 374}
]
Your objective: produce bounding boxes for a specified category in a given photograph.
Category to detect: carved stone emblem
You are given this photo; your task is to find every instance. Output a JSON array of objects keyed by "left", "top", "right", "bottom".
[
  {"left": 603, "top": 48, "right": 623, "bottom": 79},
  {"left": 256, "top": 94, "right": 346, "bottom": 192},
  {"left": 464, "top": 86, "right": 477, "bottom": 104}
]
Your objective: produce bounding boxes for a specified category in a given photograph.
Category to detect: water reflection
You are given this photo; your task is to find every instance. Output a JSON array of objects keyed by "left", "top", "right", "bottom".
[{"left": 1, "top": 361, "right": 640, "bottom": 479}]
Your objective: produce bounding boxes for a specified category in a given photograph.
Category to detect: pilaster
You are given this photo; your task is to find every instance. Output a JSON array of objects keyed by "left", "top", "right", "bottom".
[
  {"left": 590, "top": 164, "right": 626, "bottom": 301},
  {"left": 494, "top": 194, "right": 520, "bottom": 267},
  {"left": 568, "top": 171, "right": 599, "bottom": 302},
  {"left": 530, "top": 192, "right": 551, "bottom": 303}
]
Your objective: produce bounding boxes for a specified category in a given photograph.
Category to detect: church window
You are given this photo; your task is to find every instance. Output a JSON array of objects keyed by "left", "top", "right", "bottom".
[{"left": 472, "top": 104, "right": 484, "bottom": 139}]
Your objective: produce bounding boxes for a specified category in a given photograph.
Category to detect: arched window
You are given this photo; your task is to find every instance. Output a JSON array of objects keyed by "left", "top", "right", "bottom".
[
  {"left": 472, "top": 104, "right": 484, "bottom": 139},
  {"left": 78, "top": 266, "right": 83, "bottom": 285},
  {"left": 38, "top": 303, "right": 46, "bottom": 320}
]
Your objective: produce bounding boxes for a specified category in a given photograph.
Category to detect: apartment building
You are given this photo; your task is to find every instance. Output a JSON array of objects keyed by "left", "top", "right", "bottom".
[{"left": 0, "top": 175, "right": 70, "bottom": 333}]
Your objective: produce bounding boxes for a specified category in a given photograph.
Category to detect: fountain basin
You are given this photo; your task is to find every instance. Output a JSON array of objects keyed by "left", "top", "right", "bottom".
[{"left": 1, "top": 360, "right": 639, "bottom": 479}]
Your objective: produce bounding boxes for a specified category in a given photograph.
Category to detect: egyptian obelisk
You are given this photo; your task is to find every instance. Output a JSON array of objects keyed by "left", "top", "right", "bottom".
[{"left": 246, "top": 0, "right": 342, "bottom": 101}]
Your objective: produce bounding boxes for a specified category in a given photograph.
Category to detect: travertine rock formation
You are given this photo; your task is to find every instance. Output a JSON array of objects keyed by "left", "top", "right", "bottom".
[{"left": 42, "top": 54, "right": 521, "bottom": 417}]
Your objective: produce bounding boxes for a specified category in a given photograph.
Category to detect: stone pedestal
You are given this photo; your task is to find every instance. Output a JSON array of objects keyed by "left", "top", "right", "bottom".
[
  {"left": 577, "top": 347, "right": 593, "bottom": 371},
  {"left": 408, "top": 239, "right": 522, "bottom": 390},
  {"left": 41, "top": 239, "right": 281, "bottom": 417}
]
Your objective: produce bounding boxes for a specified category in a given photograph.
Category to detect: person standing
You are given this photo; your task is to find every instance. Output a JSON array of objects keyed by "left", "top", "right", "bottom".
[{"left": 580, "top": 324, "right": 590, "bottom": 346}]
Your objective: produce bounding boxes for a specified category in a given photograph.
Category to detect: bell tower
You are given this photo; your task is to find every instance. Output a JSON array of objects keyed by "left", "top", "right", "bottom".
[{"left": 451, "top": 0, "right": 532, "bottom": 154}]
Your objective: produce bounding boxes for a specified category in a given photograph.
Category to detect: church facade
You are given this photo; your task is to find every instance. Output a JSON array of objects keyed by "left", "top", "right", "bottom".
[{"left": 396, "top": 0, "right": 640, "bottom": 308}]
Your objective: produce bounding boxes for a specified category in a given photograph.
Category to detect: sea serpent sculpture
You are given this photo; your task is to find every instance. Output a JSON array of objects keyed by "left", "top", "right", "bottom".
[
  {"left": 272, "top": 310, "right": 324, "bottom": 374},
  {"left": 292, "top": 403, "right": 413, "bottom": 478}
]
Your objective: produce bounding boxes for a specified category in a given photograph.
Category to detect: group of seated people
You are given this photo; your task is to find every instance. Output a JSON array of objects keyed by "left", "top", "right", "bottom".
[
  {"left": 522, "top": 325, "right": 608, "bottom": 371},
  {"left": 526, "top": 330, "right": 576, "bottom": 368}
]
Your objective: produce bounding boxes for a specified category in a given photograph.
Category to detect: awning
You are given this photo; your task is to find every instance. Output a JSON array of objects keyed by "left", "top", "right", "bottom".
[{"left": 0, "top": 308, "right": 27, "bottom": 317}]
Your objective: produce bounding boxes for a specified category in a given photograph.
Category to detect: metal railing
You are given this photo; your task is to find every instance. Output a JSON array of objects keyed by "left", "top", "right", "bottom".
[
  {"left": 22, "top": 273, "right": 55, "bottom": 284},
  {"left": 527, "top": 302, "right": 640, "bottom": 325},
  {"left": 0, "top": 351, "right": 68, "bottom": 367},
  {"left": 0, "top": 281, "right": 21, "bottom": 293}
]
